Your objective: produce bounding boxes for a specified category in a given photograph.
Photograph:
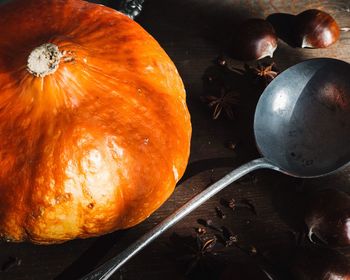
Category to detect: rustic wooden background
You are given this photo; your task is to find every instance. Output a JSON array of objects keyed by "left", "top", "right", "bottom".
[{"left": 1, "top": 0, "right": 350, "bottom": 279}]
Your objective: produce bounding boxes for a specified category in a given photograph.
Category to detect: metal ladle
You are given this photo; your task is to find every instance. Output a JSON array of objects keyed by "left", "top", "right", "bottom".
[{"left": 81, "top": 58, "right": 350, "bottom": 280}]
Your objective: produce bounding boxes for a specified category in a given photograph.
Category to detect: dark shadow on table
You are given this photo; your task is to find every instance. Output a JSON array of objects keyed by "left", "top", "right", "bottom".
[
  {"left": 267, "top": 13, "right": 298, "bottom": 48},
  {"left": 55, "top": 230, "right": 126, "bottom": 280}
]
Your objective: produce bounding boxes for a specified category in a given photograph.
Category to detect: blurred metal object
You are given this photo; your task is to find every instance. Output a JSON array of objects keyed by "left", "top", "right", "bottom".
[{"left": 119, "top": 0, "right": 144, "bottom": 19}]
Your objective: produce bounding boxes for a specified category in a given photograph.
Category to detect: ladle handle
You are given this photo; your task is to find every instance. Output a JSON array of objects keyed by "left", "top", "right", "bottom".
[{"left": 80, "top": 158, "right": 279, "bottom": 280}]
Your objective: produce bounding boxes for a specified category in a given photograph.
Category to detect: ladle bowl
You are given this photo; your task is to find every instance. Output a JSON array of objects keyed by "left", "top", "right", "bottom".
[
  {"left": 81, "top": 58, "right": 350, "bottom": 280},
  {"left": 255, "top": 58, "right": 350, "bottom": 177}
]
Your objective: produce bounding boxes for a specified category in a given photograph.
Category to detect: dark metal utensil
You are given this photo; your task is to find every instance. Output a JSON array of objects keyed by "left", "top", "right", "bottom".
[
  {"left": 80, "top": 58, "right": 350, "bottom": 280},
  {"left": 119, "top": 0, "right": 144, "bottom": 19}
]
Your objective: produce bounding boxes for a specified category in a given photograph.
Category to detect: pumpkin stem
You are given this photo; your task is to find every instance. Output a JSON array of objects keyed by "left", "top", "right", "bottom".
[{"left": 27, "top": 43, "right": 62, "bottom": 77}]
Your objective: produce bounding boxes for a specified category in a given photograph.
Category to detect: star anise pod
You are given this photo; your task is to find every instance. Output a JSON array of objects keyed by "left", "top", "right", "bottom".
[
  {"left": 201, "top": 88, "right": 239, "bottom": 120},
  {"left": 245, "top": 62, "right": 278, "bottom": 85}
]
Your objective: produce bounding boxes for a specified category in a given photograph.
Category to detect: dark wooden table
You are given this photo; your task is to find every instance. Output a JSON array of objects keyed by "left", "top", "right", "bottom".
[{"left": 1, "top": 1, "right": 350, "bottom": 279}]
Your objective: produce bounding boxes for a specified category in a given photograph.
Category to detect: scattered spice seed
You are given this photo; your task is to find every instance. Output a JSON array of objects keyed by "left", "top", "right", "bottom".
[
  {"left": 172, "top": 210, "right": 265, "bottom": 278},
  {"left": 249, "top": 246, "right": 258, "bottom": 256},
  {"left": 216, "top": 55, "right": 242, "bottom": 73},
  {"left": 217, "top": 56, "right": 227, "bottom": 66},
  {"left": 225, "top": 235, "right": 239, "bottom": 247},
  {"left": 215, "top": 206, "right": 226, "bottom": 219},
  {"left": 197, "top": 219, "right": 223, "bottom": 233},
  {"left": 227, "top": 198, "right": 236, "bottom": 210},
  {"left": 226, "top": 140, "right": 237, "bottom": 150},
  {"left": 196, "top": 227, "right": 207, "bottom": 235},
  {"left": 1, "top": 257, "right": 22, "bottom": 272},
  {"left": 225, "top": 198, "right": 257, "bottom": 215},
  {"left": 221, "top": 226, "right": 238, "bottom": 247}
]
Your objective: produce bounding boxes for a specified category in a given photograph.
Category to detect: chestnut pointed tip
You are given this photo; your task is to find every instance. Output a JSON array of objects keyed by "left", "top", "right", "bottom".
[
  {"left": 257, "top": 43, "right": 277, "bottom": 60},
  {"left": 301, "top": 37, "right": 313, "bottom": 48},
  {"left": 307, "top": 228, "right": 315, "bottom": 242},
  {"left": 268, "top": 44, "right": 277, "bottom": 58}
]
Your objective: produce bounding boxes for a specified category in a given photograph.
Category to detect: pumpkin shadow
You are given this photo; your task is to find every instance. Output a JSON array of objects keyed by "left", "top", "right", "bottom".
[{"left": 178, "top": 157, "right": 236, "bottom": 185}]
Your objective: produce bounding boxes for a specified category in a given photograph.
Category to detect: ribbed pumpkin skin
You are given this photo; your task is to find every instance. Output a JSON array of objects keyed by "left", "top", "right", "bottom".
[{"left": 0, "top": 0, "right": 191, "bottom": 243}]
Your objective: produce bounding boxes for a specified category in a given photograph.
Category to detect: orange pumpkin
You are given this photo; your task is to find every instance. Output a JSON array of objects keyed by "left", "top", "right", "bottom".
[{"left": 0, "top": 0, "right": 191, "bottom": 244}]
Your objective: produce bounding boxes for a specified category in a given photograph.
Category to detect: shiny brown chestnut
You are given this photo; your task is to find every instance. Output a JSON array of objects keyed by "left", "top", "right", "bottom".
[
  {"left": 305, "top": 189, "right": 350, "bottom": 247},
  {"left": 295, "top": 9, "right": 340, "bottom": 48},
  {"left": 230, "top": 18, "right": 278, "bottom": 61},
  {"left": 290, "top": 246, "right": 350, "bottom": 280}
]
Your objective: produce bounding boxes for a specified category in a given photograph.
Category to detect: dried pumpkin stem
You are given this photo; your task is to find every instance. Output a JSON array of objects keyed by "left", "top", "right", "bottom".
[{"left": 27, "top": 43, "right": 62, "bottom": 77}]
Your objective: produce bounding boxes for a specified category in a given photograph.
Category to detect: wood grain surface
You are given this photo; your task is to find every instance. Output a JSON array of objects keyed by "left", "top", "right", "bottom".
[{"left": 1, "top": 0, "right": 350, "bottom": 279}]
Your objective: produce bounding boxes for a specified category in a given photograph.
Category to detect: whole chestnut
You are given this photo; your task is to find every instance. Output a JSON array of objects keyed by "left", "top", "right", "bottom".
[
  {"left": 305, "top": 189, "right": 350, "bottom": 247},
  {"left": 290, "top": 246, "right": 350, "bottom": 280},
  {"left": 295, "top": 9, "right": 340, "bottom": 48},
  {"left": 230, "top": 18, "right": 278, "bottom": 61}
]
